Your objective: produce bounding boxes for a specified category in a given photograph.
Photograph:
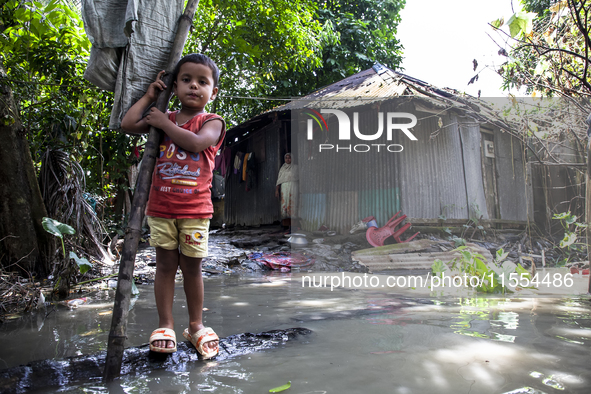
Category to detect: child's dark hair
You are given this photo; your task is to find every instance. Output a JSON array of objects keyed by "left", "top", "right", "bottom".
[{"left": 172, "top": 53, "right": 219, "bottom": 87}]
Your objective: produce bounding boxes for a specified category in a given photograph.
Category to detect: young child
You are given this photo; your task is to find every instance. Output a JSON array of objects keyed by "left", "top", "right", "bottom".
[{"left": 121, "top": 53, "right": 224, "bottom": 358}]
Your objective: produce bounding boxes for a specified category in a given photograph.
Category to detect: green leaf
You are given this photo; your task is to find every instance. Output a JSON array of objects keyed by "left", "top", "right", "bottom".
[
  {"left": 515, "top": 263, "right": 531, "bottom": 278},
  {"left": 42, "top": 217, "right": 75, "bottom": 238},
  {"left": 57, "top": 221, "right": 75, "bottom": 235},
  {"left": 553, "top": 212, "right": 571, "bottom": 220},
  {"left": 460, "top": 250, "right": 472, "bottom": 261},
  {"left": 431, "top": 259, "right": 449, "bottom": 275},
  {"left": 491, "top": 18, "right": 504, "bottom": 29},
  {"left": 453, "top": 237, "right": 466, "bottom": 247},
  {"left": 495, "top": 248, "right": 509, "bottom": 263},
  {"left": 269, "top": 381, "right": 291, "bottom": 393},
  {"left": 565, "top": 215, "right": 577, "bottom": 225},
  {"left": 69, "top": 251, "right": 92, "bottom": 274},
  {"left": 506, "top": 12, "right": 536, "bottom": 37},
  {"left": 474, "top": 258, "right": 489, "bottom": 275},
  {"left": 42, "top": 217, "right": 63, "bottom": 238},
  {"left": 560, "top": 232, "right": 577, "bottom": 248},
  {"left": 44, "top": 0, "right": 58, "bottom": 14}
]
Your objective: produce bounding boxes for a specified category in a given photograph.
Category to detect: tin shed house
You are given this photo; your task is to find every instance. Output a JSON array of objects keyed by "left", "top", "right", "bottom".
[{"left": 221, "top": 64, "right": 533, "bottom": 234}]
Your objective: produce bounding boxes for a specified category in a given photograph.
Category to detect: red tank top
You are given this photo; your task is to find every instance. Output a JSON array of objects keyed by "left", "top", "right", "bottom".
[{"left": 146, "top": 112, "right": 225, "bottom": 219}]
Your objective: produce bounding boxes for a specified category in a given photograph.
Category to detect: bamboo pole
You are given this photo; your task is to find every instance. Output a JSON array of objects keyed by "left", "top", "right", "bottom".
[{"left": 104, "top": 0, "right": 200, "bottom": 381}]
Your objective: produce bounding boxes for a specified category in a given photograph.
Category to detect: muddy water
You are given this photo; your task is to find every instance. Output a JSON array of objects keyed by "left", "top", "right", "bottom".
[{"left": 2, "top": 272, "right": 591, "bottom": 393}]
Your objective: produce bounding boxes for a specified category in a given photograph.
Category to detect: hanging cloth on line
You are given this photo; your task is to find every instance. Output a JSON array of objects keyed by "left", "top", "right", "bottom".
[{"left": 81, "top": 0, "right": 185, "bottom": 129}]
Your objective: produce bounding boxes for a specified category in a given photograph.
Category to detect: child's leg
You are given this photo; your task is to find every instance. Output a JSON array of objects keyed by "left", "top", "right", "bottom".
[
  {"left": 179, "top": 254, "right": 218, "bottom": 353},
  {"left": 152, "top": 246, "right": 179, "bottom": 350}
]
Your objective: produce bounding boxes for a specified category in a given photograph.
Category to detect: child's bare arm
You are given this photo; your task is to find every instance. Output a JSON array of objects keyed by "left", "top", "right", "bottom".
[
  {"left": 120, "top": 71, "right": 167, "bottom": 134},
  {"left": 146, "top": 111, "right": 223, "bottom": 153}
]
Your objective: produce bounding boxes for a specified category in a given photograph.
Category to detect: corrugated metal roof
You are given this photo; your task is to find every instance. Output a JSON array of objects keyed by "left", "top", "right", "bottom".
[
  {"left": 226, "top": 63, "right": 516, "bottom": 141},
  {"left": 279, "top": 67, "right": 409, "bottom": 110}
]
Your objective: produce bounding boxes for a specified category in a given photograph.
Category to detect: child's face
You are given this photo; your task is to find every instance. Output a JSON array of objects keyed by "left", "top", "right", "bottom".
[{"left": 173, "top": 62, "right": 218, "bottom": 111}]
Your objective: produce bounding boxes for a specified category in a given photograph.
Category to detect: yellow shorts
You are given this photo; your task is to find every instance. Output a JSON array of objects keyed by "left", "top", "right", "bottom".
[{"left": 147, "top": 217, "right": 210, "bottom": 258}]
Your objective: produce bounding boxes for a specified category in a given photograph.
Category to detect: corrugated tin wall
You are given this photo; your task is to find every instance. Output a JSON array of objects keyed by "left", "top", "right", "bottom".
[
  {"left": 224, "top": 122, "right": 282, "bottom": 226},
  {"left": 397, "top": 111, "right": 469, "bottom": 220},
  {"left": 458, "top": 121, "right": 489, "bottom": 219},
  {"left": 495, "top": 130, "right": 533, "bottom": 221},
  {"left": 295, "top": 100, "right": 532, "bottom": 233},
  {"left": 297, "top": 101, "right": 407, "bottom": 233}
]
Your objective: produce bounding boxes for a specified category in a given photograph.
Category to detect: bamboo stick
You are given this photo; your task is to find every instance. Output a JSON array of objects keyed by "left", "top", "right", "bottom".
[{"left": 103, "top": 0, "right": 201, "bottom": 381}]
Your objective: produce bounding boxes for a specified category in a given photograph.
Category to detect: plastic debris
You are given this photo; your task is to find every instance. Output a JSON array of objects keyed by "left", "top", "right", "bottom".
[{"left": 66, "top": 297, "right": 87, "bottom": 309}]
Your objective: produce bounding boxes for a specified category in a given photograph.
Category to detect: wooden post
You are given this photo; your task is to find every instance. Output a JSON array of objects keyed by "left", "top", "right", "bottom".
[{"left": 103, "top": 0, "right": 200, "bottom": 381}]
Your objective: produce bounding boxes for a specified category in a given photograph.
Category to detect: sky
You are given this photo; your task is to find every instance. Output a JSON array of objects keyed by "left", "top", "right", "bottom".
[{"left": 397, "top": 0, "right": 523, "bottom": 97}]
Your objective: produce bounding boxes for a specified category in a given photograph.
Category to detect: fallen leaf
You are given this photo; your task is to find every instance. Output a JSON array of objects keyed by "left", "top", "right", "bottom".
[{"left": 269, "top": 381, "right": 291, "bottom": 392}]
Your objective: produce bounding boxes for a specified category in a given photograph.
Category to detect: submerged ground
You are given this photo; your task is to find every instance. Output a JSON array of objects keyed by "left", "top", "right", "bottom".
[
  {"left": 1, "top": 225, "right": 590, "bottom": 393},
  {"left": 1, "top": 270, "right": 591, "bottom": 393}
]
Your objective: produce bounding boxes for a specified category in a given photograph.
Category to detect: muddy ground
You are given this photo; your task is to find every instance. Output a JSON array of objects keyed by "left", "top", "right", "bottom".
[
  {"left": 0, "top": 223, "right": 584, "bottom": 319},
  {"left": 132, "top": 225, "right": 369, "bottom": 284},
  {"left": 130, "top": 224, "right": 582, "bottom": 285}
]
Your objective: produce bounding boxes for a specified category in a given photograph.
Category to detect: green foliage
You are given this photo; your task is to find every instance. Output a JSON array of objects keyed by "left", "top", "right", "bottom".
[
  {"left": 522, "top": 0, "right": 555, "bottom": 15},
  {"left": 431, "top": 259, "right": 449, "bottom": 276},
  {"left": 1, "top": 1, "right": 139, "bottom": 230},
  {"left": 431, "top": 247, "right": 532, "bottom": 293},
  {"left": 69, "top": 251, "right": 92, "bottom": 275},
  {"left": 553, "top": 211, "right": 586, "bottom": 264},
  {"left": 189, "top": 0, "right": 405, "bottom": 125},
  {"left": 43, "top": 217, "right": 93, "bottom": 277},
  {"left": 492, "top": 0, "right": 591, "bottom": 97},
  {"left": 188, "top": 0, "right": 326, "bottom": 124},
  {"left": 506, "top": 11, "right": 536, "bottom": 37},
  {"left": 42, "top": 216, "right": 75, "bottom": 239},
  {"left": 42, "top": 216, "right": 74, "bottom": 257},
  {"left": 452, "top": 237, "right": 466, "bottom": 247}
]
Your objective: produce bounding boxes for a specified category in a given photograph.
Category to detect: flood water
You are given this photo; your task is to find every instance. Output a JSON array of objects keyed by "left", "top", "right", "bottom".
[{"left": 2, "top": 270, "right": 591, "bottom": 393}]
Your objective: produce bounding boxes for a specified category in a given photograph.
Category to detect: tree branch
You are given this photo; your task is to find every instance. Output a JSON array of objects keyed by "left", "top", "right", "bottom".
[
  {"left": 562, "top": 67, "right": 591, "bottom": 92},
  {"left": 568, "top": 0, "right": 590, "bottom": 86}
]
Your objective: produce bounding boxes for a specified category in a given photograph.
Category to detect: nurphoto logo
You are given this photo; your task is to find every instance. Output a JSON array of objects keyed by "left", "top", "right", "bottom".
[{"left": 304, "top": 108, "right": 418, "bottom": 153}]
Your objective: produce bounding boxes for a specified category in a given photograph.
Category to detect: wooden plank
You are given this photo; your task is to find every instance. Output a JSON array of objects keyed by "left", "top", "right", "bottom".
[
  {"left": 352, "top": 239, "right": 445, "bottom": 258},
  {"left": 353, "top": 243, "right": 493, "bottom": 271}
]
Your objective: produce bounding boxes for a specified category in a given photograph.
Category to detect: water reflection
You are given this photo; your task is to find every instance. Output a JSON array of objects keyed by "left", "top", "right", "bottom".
[
  {"left": 2, "top": 274, "right": 591, "bottom": 393},
  {"left": 449, "top": 298, "right": 518, "bottom": 342}
]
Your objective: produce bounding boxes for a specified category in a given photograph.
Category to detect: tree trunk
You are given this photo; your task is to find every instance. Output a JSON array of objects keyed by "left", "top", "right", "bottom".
[{"left": 0, "top": 65, "right": 54, "bottom": 276}]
